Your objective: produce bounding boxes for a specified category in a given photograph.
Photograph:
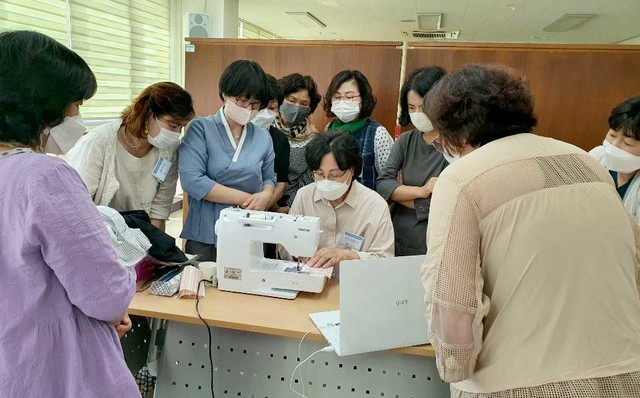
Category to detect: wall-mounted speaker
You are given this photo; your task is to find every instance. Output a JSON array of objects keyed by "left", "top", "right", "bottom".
[{"left": 185, "top": 12, "right": 209, "bottom": 38}]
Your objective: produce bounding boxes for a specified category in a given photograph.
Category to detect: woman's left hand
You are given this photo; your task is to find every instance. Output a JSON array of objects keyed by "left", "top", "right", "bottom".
[
  {"left": 242, "top": 191, "right": 272, "bottom": 211},
  {"left": 306, "top": 247, "right": 358, "bottom": 269},
  {"left": 114, "top": 313, "right": 132, "bottom": 338}
]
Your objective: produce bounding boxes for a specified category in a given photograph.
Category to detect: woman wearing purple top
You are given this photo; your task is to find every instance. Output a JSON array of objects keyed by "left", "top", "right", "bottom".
[{"left": 0, "top": 31, "right": 138, "bottom": 397}]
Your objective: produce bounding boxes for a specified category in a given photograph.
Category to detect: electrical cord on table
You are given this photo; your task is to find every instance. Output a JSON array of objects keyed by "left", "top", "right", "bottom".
[{"left": 196, "top": 279, "right": 215, "bottom": 398}]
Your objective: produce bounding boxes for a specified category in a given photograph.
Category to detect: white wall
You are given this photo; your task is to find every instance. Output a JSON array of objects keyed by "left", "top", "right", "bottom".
[{"left": 171, "top": 0, "right": 239, "bottom": 86}]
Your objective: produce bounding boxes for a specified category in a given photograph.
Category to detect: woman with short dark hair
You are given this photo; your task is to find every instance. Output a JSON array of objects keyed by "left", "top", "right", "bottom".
[
  {"left": 0, "top": 30, "right": 138, "bottom": 397},
  {"left": 67, "top": 82, "right": 195, "bottom": 231},
  {"left": 589, "top": 95, "right": 640, "bottom": 221},
  {"left": 377, "top": 66, "right": 447, "bottom": 256},
  {"left": 324, "top": 70, "right": 394, "bottom": 190},
  {"left": 270, "top": 73, "right": 322, "bottom": 211},
  {"left": 284, "top": 130, "right": 394, "bottom": 269},
  {"left": 420, "top": 64, "right": 640, "bottom": 397},
  {"left": 179, "top": 60, "right": 276, "bottom": 261}
]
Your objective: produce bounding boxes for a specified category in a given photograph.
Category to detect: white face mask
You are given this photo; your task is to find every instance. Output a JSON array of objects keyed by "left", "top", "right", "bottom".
[
  {"left": 409, "top": 112, "right": 433, "bottom": 133},
  {"left": 602, "top": 139, "right": 640, "bottom": 173},
  {"left": 331, "top": 100, "right": 360, "bottom": 123},
  {"left": 251, "top": 108, "right": 278, "bottom": 129},
  {"left": 147, "top": 117, "right": 181, "bottom": 150},
  {"left": 443, "top": 152, "right": 459, "bottom": 164},
  {"left": 42, "top": 115, "right": 85, "bottom": 155}
]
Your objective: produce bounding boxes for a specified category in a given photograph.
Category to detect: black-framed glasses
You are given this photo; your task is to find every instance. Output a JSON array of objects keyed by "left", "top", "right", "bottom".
[{"left": 234, "top": 97, "right": 262, "bottom": 110}]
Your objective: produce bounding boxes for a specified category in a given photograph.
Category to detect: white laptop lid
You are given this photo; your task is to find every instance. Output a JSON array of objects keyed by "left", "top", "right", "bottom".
[{"left": 337, "top": 255, "right": 429, "bottom": 356}]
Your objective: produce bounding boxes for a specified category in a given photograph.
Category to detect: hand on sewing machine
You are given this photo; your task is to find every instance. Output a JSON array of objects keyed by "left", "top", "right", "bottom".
[
  {"left": 306, "top": 247, "right": 360, "bottom": 269},
  {"left": 241, "top": 191, "right": 272, "bottom": 211}
]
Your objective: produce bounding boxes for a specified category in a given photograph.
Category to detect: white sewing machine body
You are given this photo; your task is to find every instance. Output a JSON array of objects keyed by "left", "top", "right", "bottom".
[{"left": 215, "top": 208, "right": 326, "bottom": 299}]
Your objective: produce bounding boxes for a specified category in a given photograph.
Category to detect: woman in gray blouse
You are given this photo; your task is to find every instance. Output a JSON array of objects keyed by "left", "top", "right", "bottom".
[{"left": 377, "top": 66, "right": 448, "bottom": 256}]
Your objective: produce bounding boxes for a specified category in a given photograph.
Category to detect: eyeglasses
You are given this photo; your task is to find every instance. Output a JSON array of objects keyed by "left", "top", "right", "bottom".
[
  {"left": 233, "top": 97, "right": 262, "bottom": 110},
  {"left": 331, "top": 94, "right": 361, "bottom": 104},
  {"left": 428, "top": 133, "right": 458, "bottom": 157},
  {"left": 313, "top": 170, "right": 348, "bottom": 181}
]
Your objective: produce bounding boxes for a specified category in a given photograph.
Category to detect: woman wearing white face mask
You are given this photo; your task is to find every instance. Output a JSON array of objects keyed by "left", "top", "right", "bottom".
[
  {"left": 67, "top": 82, "right": 194, "bottom": 231},
  {"left": 324, "top": 70, "right": 395, "bottom": 191},
  {"left": 283, "top": 130, "right": 394, "bottom": 269},
  {"left": 589, "top": 95, "right": 640, "bottom": 221},
  {"left": 0, "top": 30, "right": 139, "bottom": 397},
  {"left": 377, "top": 66, "right": 447, "bottom": 256},
  {"left": 179, "top": 60, "right": 277, "bottom": 261}
]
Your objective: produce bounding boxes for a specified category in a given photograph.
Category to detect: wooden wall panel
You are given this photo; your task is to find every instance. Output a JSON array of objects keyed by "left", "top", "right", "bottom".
[
  {"left": 405, "top": 43, "right": 640, "bottom": 150},
  {"left": 185, "top": 40, "right": 640, "bottom": 151},
  {"left": 185, "top": 39, "right": 403, "bottom": 134}
]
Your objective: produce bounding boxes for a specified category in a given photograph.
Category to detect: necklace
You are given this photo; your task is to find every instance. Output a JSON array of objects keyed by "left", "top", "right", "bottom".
[{"left": 122, "top": 129, "right": 143, "bottom": 149}]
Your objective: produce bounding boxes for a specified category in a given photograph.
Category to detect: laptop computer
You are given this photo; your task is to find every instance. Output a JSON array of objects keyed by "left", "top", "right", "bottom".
[{"left": 309, "top": 255, "right": 429, "bottom": 356}]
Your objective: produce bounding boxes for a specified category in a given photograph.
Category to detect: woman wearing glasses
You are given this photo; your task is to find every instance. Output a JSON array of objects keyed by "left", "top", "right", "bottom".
[
  {"left": 324, "top": 70, "right": 394, "bottom": 190},
  {"left": 377, "top": 66, "right": 448, "bottom": 256},
  {"left": 285, "top": 130, "right": 394, "bottom": 269},
  {"left": 179, "top": 60, "right": 276, "bottom": 261}
]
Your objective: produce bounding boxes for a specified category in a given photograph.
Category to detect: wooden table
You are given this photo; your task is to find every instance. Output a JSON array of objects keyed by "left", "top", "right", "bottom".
[{"left": 129, "top": 280, "right": 435, "bottom": 357}]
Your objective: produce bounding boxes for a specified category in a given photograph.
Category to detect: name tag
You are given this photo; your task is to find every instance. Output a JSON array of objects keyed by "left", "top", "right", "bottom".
[
  {"left": 152, "top": 156, "right": 172, "bottom": 182},
  {"left": 338, "top": 230, "right": 364, "bottom": 251}
]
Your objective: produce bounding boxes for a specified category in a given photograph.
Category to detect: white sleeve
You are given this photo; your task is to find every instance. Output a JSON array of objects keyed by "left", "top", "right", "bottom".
[
  {"left": 65, "top": 133, "right": 104, "bottom": 201},
  {"left": 374, "top": 126, "right": 394, "bottom": 174}
]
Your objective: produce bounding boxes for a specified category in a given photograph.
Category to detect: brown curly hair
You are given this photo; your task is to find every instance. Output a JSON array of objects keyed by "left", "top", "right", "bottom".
[{"left": 424, "top": 64, "right": 537, "bottom": 149}]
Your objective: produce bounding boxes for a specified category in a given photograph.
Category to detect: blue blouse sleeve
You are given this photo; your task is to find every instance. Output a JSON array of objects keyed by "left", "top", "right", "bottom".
[{"left": 178, "top": 118, "right": 217, "bottom": 201}]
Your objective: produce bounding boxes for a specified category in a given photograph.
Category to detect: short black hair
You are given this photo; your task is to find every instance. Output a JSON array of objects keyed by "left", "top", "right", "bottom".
[
  {"left": 305, "top": 129, "right": 363, "bottom": 177},
  {"left": 425, "top": 64, "right": 537, "bottom": 149},
  {"left": 399, "top": 66, "right": 446, "bottom": 126},
  {"left": 609, "top": 96, "right": 640, "bottom": 140},
  {"left": 0, "top": 30, "right": 97, "bottom": 148},
  {"left": 266, "top": 74, "right": 284, "bottom": 106},
  {"left": 279, "top": 73, "right": 322, "bottom": 113},
  {"left": 218, "top": 60, "right": 271, "bottom": 109},
  {"left": 323, "top": 70, "right": 377, "bottom": 119}
]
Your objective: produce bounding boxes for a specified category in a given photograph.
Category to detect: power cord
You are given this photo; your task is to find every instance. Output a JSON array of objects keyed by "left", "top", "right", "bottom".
[
  {"left": 196, "top": 279, "right": 215, "bottom": 398},
  {"left": 290, "top": 326, "right": 335, "bottom": 398}
]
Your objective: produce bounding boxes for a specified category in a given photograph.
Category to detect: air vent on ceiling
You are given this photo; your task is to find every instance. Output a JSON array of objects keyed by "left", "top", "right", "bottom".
[
  {"left": 417, "top": 13, "right": 442, "bottom": 30},
  {"left": 543, "top": 14, "right": 596, "bottom": 32},
  {"left": 404, "top": 30, "right": 459, "bottom": 40}
]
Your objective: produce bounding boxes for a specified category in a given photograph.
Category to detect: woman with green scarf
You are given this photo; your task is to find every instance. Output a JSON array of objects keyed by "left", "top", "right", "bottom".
[{"left": 324, "top": 70, "right": 394, "bottom": 190}]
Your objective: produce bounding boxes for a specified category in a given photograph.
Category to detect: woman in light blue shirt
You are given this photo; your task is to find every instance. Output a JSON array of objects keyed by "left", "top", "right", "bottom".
[{"left": 179, "top": 60, "right": 276, "bottom": 261}]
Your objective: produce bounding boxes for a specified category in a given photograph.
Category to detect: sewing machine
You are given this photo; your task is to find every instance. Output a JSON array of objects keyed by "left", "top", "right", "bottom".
[{"left": 215, "top": 208, "right": 327, "bottom": 299}]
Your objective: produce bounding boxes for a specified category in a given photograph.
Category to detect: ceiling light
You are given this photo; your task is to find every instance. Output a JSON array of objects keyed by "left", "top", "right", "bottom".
[
  {"left": 417, "top": 13, "right": 442, "bottom": 30},
  {"left": 286, "top": 12, "right": 327, "bottom": 28},
  {"left": 543, "top": 14, "right": 596, "bottom": 32}
]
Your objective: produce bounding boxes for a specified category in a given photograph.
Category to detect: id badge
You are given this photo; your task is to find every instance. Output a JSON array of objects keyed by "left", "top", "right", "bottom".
[
  {"left": 338, "top": 230, "right": 364, "bottom": 251},
  {"left": 152, "top": 156, "right": 172, "bottom": 182}
]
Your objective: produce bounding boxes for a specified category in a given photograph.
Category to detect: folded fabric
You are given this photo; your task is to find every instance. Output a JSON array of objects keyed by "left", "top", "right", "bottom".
[
  {"left": 177, "top": 266, "right": 205, "bottom": 299},
  {"left": 120, "top": 210, "right": 188, "bottom": 263},
  {"left": 98, "top": 205, "right": 151, "bottom": 271}
]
